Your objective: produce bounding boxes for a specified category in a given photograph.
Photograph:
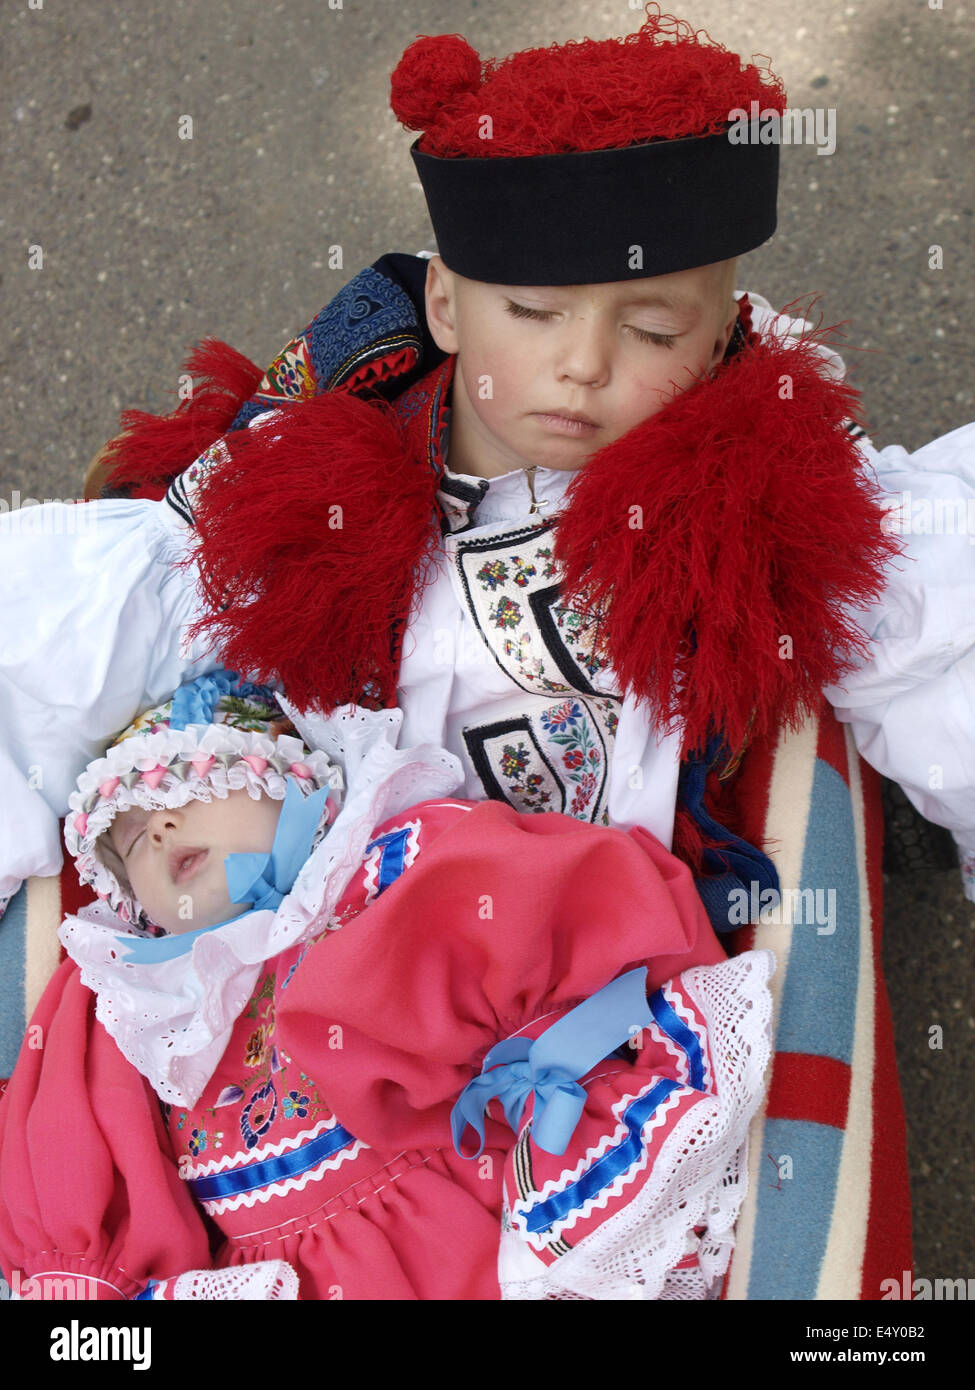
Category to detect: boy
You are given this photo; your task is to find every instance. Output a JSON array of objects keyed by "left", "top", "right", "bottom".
[{"left": 2, "top": 7, "right": 972, "bottom": 921}]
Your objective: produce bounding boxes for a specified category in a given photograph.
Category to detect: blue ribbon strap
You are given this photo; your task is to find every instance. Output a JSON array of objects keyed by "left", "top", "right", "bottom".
[
  {"left": 224, "top": 780, "right": 330, "bottom": 913},
  {"left": 450, "top": 967, "right": 653, "bottom": 1159},
  {"left": 116, "top": 916, "right": 233, "bottom": 963}
]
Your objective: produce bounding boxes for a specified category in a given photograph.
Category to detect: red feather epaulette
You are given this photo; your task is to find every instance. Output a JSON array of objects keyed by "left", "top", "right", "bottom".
[
  {"left": 555, "top": 319, "right": 904, "bottom": 755},
  {"left": 101, "top": 339, "right": 264, "bottom": 500},
  {"left": 183, "top": 389, "right": 442, "bottom": 713}
]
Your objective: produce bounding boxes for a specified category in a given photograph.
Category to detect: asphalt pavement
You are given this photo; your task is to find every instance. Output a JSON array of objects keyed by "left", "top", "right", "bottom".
[{"left": 2, "top": 0, "right": 973, "bottom": 1292}]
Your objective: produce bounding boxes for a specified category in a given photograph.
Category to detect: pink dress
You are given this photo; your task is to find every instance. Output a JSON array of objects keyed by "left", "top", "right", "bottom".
[{"left": 0, "top": 798, "right": 771, "bottom": 1300}]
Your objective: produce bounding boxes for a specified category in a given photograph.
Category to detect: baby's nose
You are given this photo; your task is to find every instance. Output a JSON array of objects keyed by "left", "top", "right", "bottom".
[{"left": 146, "top": 807, "right": 183, "bottom": 842}]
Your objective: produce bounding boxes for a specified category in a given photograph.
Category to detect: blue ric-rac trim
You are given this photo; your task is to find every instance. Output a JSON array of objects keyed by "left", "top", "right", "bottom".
[
  {"left": 521, "top": 1078, "right": 682, "bottom": 1235},
  {"left": 188, "top": 1123, "right": 358, "bottom": 1202},
  {"left": 649, "top": 988, "right": 706, "bottom": 1092},
  {"left": 364, "top": 825, "right": 413, "bottom": 897}
]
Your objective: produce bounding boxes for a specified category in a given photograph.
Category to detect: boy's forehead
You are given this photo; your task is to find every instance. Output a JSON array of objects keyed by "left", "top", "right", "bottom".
[{"left": 458, "top": 259, "right": 730, "bottom": 311}]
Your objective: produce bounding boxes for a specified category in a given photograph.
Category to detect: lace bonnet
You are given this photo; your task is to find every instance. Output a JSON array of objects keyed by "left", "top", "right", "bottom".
[{"left": 63, "top": 670, "right": 338, "bottom": 928}]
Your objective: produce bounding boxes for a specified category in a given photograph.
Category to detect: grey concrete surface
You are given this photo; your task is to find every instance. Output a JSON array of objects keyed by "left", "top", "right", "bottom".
[{"left": 2, "top": 0, "right": 974, "bottom": 1293}]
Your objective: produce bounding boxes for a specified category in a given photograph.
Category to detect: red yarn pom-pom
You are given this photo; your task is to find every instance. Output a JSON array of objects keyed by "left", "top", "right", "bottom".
[{"left": 390, "top": 34, "right": 482, "bottom": 132}]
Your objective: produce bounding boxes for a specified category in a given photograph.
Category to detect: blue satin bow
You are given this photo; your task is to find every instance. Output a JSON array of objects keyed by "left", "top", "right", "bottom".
[
  {"left": 224, "top": 780, "right": 331, "bottom": 913},
  {"left": 116, "top": 780, "right": 330, "bottom": 963},
  {"left": 450, "top": 967, "right": 653, "bottom": 1159}
]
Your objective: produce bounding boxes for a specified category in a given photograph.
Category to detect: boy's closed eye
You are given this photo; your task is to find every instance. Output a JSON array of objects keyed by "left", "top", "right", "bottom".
[{"left": 502, "top": 297, "right": 678, "bottom": 348}]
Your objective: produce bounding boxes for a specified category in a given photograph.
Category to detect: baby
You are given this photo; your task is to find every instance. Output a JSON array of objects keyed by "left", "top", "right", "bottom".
[
  {"left": 1, "top": 671, "right": 773, "bottom": 1301},
  {"left": 65, "top": 669, "right": 338, "bottom": 947}
]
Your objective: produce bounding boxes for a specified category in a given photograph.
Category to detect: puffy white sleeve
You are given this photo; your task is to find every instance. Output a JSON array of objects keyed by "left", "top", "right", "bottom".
[
  {"left": 0, "top": 496, "right": 218, "bottom": 913},
  {"left": 822, "top": 421, "right": 975, "bottom": 902}
]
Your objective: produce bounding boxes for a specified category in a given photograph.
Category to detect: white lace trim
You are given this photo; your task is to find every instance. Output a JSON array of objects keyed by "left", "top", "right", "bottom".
[
  {"left": 498, "top": 949, "right": 775, "bottom": 1301},
  {"left": 59, "top": 713, "right": 463, "bottom": 1107},
  {"left": 171, "top": 1260, "right": 299, "bottom": 1300}
]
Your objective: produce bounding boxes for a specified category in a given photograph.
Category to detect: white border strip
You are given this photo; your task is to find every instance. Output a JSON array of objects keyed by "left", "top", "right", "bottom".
[
  {"left": 24, "top": 873, "right": 63, "bottom": 1020},
  {"left": 724, "top": 711, "right": 819, "bottom": 1299},
  {"left": 815, "top": 724, "right": 873, "bottom": 1298}
]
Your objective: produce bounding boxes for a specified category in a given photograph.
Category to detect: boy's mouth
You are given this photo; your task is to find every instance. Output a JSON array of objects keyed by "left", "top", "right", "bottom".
[
  {"left": 532, "top": 411, "right": 599, "bottom": 434},
  {"left": 170, "top": 847, "right": 209, "bottom": 884}
]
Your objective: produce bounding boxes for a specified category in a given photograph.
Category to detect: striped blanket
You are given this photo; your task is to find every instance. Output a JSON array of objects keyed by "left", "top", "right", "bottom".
[{"left": 0, "top": 693, "right": 911, "bottom": 1299}]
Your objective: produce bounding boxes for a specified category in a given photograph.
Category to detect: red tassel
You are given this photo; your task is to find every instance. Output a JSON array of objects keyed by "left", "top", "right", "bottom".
[
  {"left": 555, "top": 320, "right": 905, "bottom": 756},
  {"left": 182, "top": 390, "right": 442, "bottom": 713},
  {"left": 101, "top": 339, "right": 264, "bottom": 499},
  {"left": 671, "top": 803, "right": 710, "bottom": 877}
]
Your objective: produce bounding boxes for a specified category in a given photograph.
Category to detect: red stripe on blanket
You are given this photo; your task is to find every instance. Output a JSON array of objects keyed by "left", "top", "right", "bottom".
[
  {"left": 857, "top": 759, "right": 914, "bottom": 1298},
  {"left": 766, "top": 1052, "right": 851, "bottom": 1129},
  {"left": 814, "top": 693, "right": 852, "bottom": 786}
]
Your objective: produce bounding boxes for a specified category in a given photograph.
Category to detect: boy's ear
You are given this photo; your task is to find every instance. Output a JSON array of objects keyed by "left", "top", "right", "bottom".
[
  {"left": 710, "top": 301, "right": 740, "bottom": 370},
  {"left": 425, "top": 255, "right": 460, "bottom": 355}
]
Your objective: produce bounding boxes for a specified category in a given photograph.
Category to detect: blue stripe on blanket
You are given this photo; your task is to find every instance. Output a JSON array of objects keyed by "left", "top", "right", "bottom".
[
  {"left": 0, "top": 882, "right": 27, "bottom": 1078},
  {"left": 746, "top": 1117, "right": 845, "bottom": 1298},
  {"left": 744, "top": 754, "right": 865, "bottom": 1298},
  {"left": 773, "top": 759, "right": 861, "bottom": 1063}
]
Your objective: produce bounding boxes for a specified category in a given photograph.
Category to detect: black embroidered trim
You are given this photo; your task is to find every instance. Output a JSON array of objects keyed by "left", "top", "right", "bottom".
[
  {"left": 452, "top": 522, "right": 609, "bottom": 699},
  {"left": 164, "top": 476, "right": 195, "bottom": 527},
  {"left": 463, "top": 717, "right": 567, "bottom": 814},
  {"left": 451, "top": 521, "right": 559, "bottom": 693},
  {"left": 528, "top": 585, "right": 600, "bottom": 697}
]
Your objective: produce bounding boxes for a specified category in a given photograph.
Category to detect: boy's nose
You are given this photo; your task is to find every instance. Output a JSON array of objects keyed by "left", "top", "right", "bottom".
[{"left": 554, "top": 317, "right": 611, "bottom": 387}]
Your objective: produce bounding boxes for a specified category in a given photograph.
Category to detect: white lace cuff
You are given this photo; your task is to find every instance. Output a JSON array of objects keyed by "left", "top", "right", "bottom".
[{"left": 498, "top": 950, "right": 775, "bottom": 1300}]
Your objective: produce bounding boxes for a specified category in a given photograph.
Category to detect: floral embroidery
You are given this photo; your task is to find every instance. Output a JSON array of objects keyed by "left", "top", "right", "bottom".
[
  {"left": 570, "top": 771, "right": 599, "bottom": 817},
  {"left": 240, "top": 1082, "right": 278, "bottom": 1149},
  {"left": 114, "top": 707, "right": 173, "bottom": 743},
  {"left": 258, "top": 333, "right": 316, "bottom": 404},
  {"left": 500, "top": 744, "right": 531, "bottom": 779},
  {"left": 497, "top": 742, "right": 553, "bottom": 811},
  {"left": 510, "top": 557, "right": 537, "bottom": 588},
  {"left": 283, "top": 1090, "right": 311, "bottom": 1120},
  {"left": 244, "top": 1027, "right": 267, "bottom": 1067},
  {"left": 523, "top": 773, "right": 552, "bottom": 809},
  {"left": 601, "top": 700, "right": 620, "bottom": 738},
  {"left": 214, "top": 1085, "right": 245, "bottom": 1109},
  {"left": 181, "top": 438, "right": 231, "bottom": 496},
  {"left": 491, "top": 596, "right": 522, "bottom": 631},
  {"left": 536, "top": 545, "right": 558, "bottom": 579},
  {"left": 541, "top": 701, "right": 603, "bottom": 820},
  {"left": 502, "top": 633, "right": 567, "bottom": 693},
  {"left": 188, "top": 1128, "right": 207, "bottom": 1157},
  {"left": 540, "top": 700, "right": 582, "bottom": 734},
  {"left": 477, "top": 559, "right": 509, "bottom": 591}
]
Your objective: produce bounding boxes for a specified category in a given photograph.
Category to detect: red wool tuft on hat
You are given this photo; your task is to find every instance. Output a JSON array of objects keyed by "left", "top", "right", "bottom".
[
  {"left": 390, "top": 4, "right": 787, "bottom": 158},
  {"left": 389, "top": 33, "right": 482, "bottom": 133}
]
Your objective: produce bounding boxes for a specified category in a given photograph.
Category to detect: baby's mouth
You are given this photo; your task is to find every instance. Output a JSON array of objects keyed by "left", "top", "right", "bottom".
[{"left": 169, "top": 847, "right": 209, "bottom": 885}]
